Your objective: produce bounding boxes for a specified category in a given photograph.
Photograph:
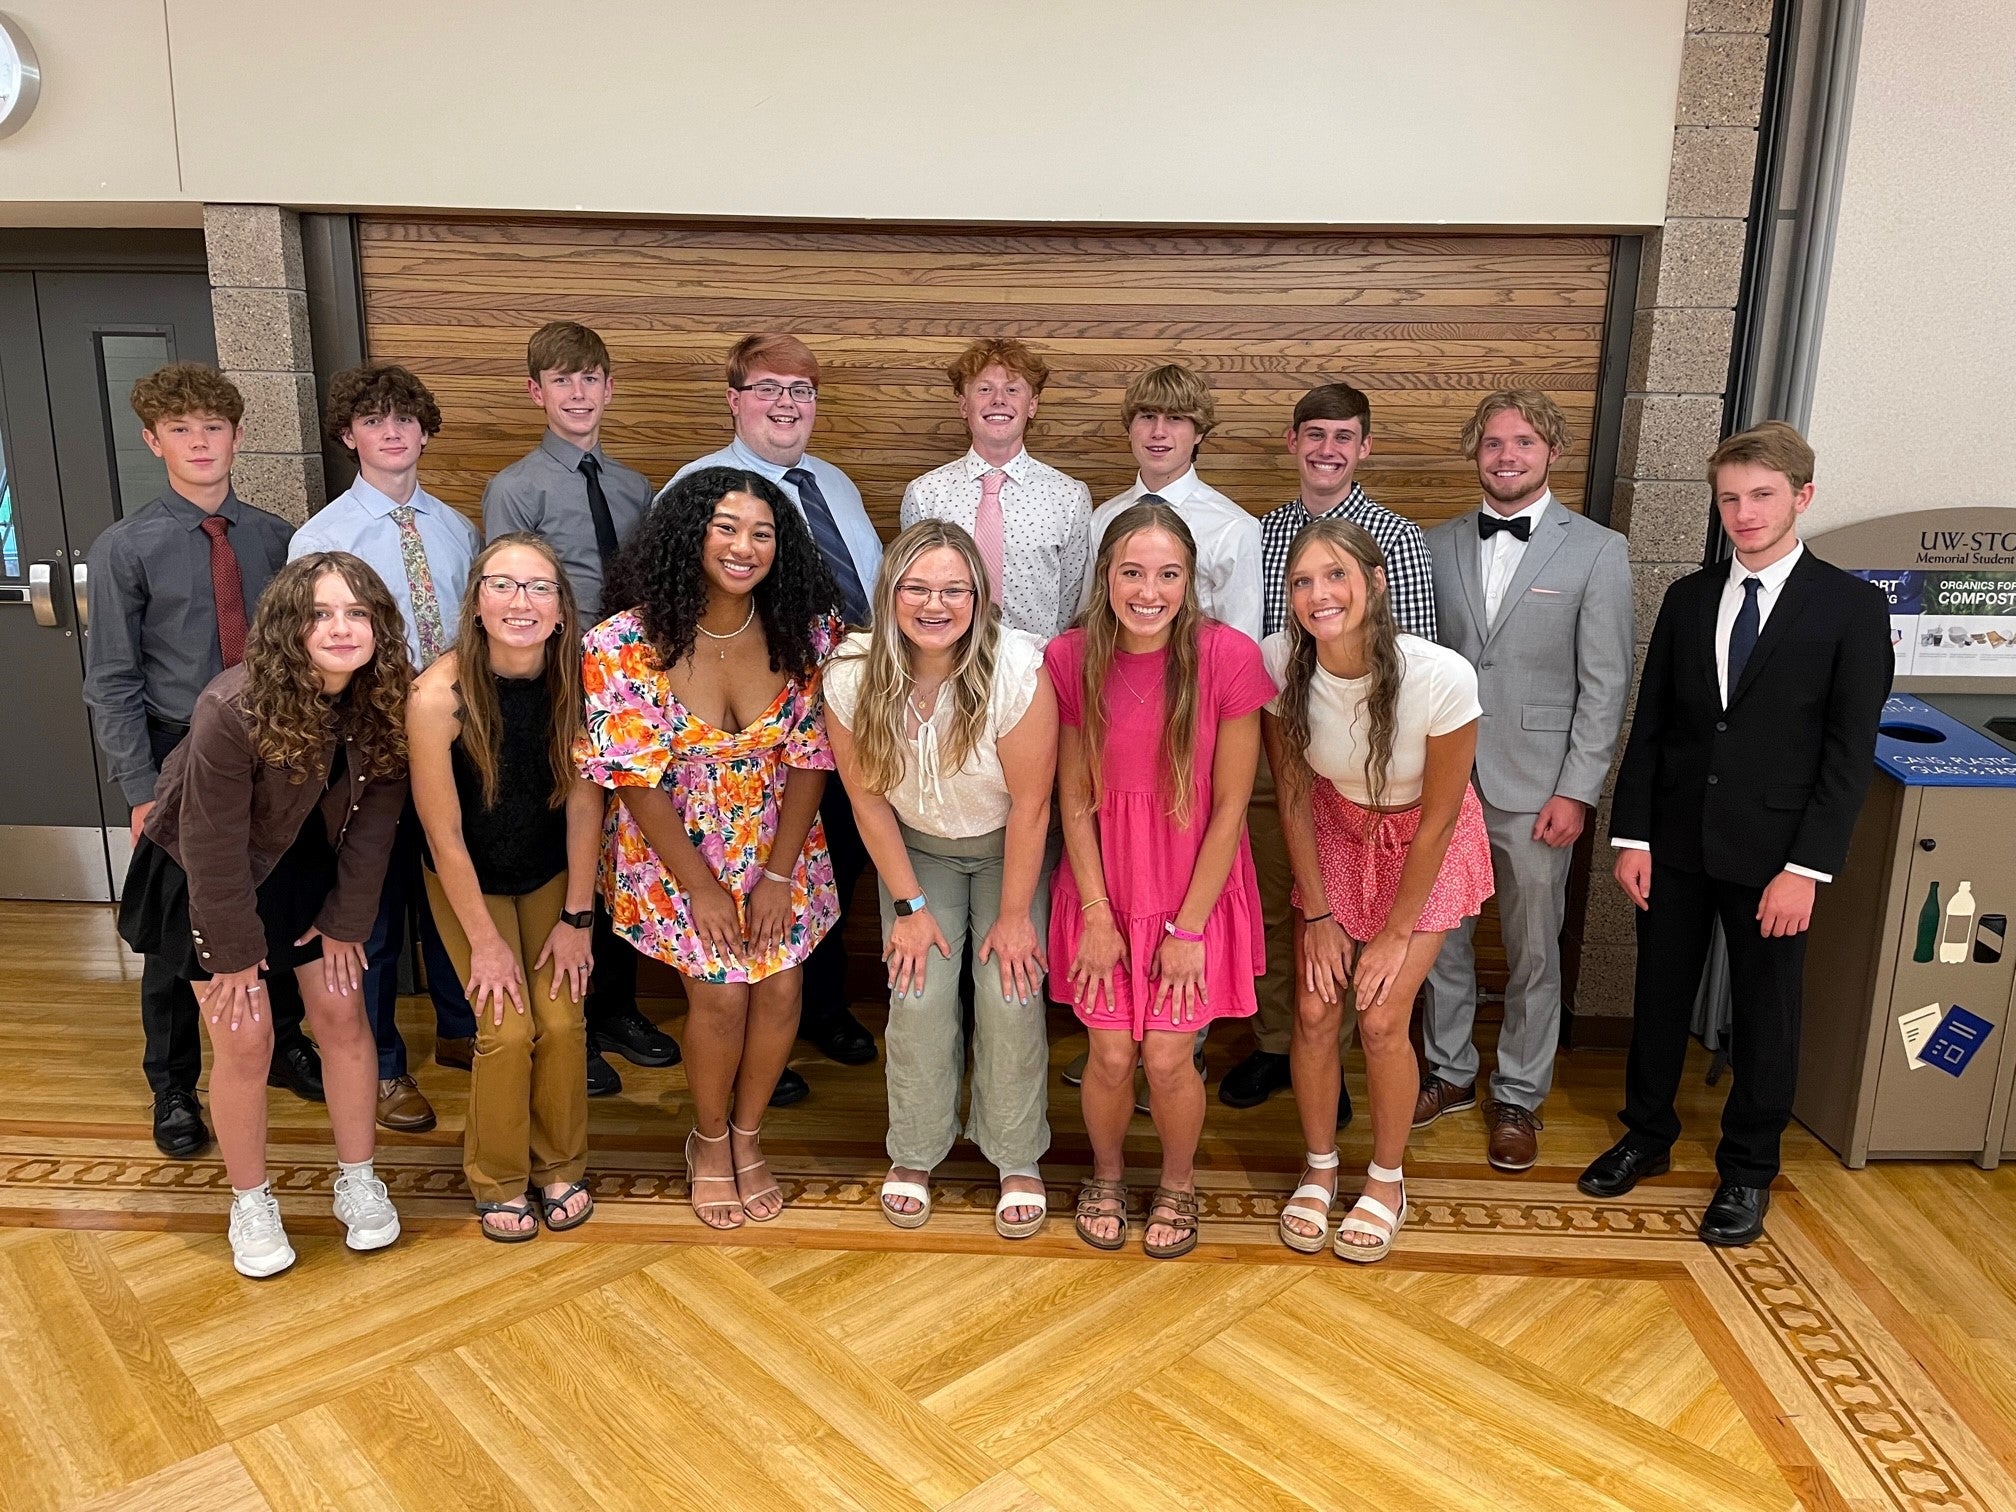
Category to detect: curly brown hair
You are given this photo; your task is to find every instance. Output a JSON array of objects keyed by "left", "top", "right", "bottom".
[
  {"left": 243, "top": 552, "right": 412, "bottom": 783},
  {"left": 130, "top": 362, "right": 245, "bottom": 428},
  {"left": 322, "top": 364, "right": 443, "bottom": 448}
]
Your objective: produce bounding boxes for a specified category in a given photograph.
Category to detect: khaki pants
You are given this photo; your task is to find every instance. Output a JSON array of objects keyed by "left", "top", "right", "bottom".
[
  {"left": 882, "top": 824, "right": 1052, "bottom": 1174},
  {"left": 1249, "top": 751, "right": 1357, "bottom": 1058},
  {"left": 424, "top": 870, "right": 589, "bottom": 1204}
]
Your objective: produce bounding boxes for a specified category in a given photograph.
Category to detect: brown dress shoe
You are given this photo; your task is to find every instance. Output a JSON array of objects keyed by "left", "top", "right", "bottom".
[
  {"left": 376, "top": 1075, "right": 437, "bottom": 1132},
  {"left": 1486, "top": 1101, "right": 1542, "bottom": 1171},
  {"left": 1411, "top": 1074, "right": 1477, "bottom": 1129},
  {"left": 433, "top": 1037, "right": 474, "bottom": 1071}
]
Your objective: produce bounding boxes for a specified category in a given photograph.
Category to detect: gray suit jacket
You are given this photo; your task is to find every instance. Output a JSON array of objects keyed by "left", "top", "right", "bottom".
[{"left": 1427, "top": 500, "right": 1634, "bottom": 813}]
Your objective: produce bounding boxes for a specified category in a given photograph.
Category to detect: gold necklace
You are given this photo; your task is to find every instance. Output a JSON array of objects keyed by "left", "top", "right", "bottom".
[
  {"left": 1114, "top": 662, "right": 1156, "bottom": 705},
  {"left": 696, "top": 602, "right": 757, "bottom": 661}
]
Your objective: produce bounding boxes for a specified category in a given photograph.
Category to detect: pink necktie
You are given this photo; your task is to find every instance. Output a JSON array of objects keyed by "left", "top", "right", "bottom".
[{"left": 975, "top": 469, "right": 1006, "bottom": 599}]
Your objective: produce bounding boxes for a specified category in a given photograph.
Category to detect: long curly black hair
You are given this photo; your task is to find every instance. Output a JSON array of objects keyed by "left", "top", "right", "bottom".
[{"left": 607, "top": 467, "right": 840, "bottom": 679}]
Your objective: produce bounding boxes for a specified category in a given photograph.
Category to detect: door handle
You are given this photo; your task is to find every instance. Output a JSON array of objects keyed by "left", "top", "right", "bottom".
[
  {"left": 72, "top": 562, "right": 89, "bottom": 630},
  {"left": 28, "top": 562, "right": 58, "bottom": 627}
]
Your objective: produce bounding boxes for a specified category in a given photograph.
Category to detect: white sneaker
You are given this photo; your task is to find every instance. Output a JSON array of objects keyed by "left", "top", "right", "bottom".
[
  {"left": 333, "top": 1168, "right": 401, "bottom": 1251},
  {"left": 228, "top": 1186, "right": 296, "bottom": 1278}
]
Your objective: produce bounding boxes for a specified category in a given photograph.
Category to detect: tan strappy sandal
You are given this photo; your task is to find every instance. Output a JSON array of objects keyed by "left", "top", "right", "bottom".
[
  {"left": 1074, "top": 1178, "right": 1129, "bottom": 1250},
  {"left": 730, "top": 1121, "right": 785, "bottom": 1223},
  {"left": 1143, "top": 1186, "right": 1200, "bottom": 1260},
  {"left": 685, "top": 1128, "right": 743, "bottom": 1229}
]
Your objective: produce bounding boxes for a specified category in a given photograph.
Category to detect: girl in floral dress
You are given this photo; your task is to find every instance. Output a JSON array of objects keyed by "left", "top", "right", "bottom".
[{"left": 576, "top": 467, "right": 841, "bottom": 1229}]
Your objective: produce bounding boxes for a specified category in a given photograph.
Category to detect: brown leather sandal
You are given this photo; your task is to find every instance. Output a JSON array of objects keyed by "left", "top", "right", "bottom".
[
  {"left": 1144, "top": 1185, "right": 1200, "bottom": 1259},
  {"left": 1074, "top": 1178, "right": 1129, "bottom": 1250}
]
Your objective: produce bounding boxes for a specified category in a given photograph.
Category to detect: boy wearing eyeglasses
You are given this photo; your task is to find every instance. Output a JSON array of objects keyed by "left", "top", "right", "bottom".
[
  {"left": 482, "top": 322, "right": 675, "bottom": 1097},
  {"left": 665, "top": 333, "right": 886, "bottom": 1096}
]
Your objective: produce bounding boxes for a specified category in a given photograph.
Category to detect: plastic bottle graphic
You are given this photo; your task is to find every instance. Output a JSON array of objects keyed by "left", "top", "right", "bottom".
[
  {"left": 1939, "top": 881, "right": 1976, "bottom": 964},
  {"left": 1914, "top": 880, "right": 1940, "bottom": 963}
]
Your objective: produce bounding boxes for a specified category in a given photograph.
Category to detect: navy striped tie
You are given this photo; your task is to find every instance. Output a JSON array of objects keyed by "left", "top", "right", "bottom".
[{"left": 785, "top": 467, "right": 869, "bottom": 625}]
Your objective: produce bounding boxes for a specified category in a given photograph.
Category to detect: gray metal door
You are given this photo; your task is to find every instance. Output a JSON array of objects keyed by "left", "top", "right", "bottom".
[{"left": 0, "top": 269, "right": 216, "bottom": 900}]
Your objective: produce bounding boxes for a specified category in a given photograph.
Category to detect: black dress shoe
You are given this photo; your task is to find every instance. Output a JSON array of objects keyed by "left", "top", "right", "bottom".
[
  {"left": 1218, "top": 1048, "right": 1292, "bottom": 1109},
  {"left": 1699, "top": 1183, "right": 1771, "bottom": 1247},
  {"left": 803, "top": 1008, "right": 877, "bottom": 1066},
  {"left": 1576, "top": 1138, "right": 1671, "bottom": 1198},
  {"left": 267, "top": 1041, "right": 326, "bottom": 1103},
  {"left": 1337, "top": 1082, "right": 1355, "bottom": 1129},
  {"left": 586, "top": 1047, "right": 622, "bottom": 1098},
  {"left": 153, "top": 1088, "right": 209, "bottom": 1159},
  {"left": 769, "top": 1066, "right": 810, "bottom": 1107},
  {"left": 595, "top": 1007, "right": 680, "bottom": 1068}
]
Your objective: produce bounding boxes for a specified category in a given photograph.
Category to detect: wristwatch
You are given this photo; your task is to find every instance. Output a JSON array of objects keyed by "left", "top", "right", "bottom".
[
  {"left": 559, "top": 909, "right": 593, "bottom": 930},
  {"left": 893, "top": 893, "right": 928, "bottom": 917}
]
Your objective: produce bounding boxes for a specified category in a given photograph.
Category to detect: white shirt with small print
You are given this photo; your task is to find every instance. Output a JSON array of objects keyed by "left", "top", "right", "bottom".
[{"left": 900, "top": 448, "right": 1091, "bottom": 641}]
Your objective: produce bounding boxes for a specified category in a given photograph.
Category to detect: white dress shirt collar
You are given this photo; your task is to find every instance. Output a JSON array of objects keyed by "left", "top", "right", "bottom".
[
  {"left": 1480, "top": 489, "right": 1554, "bottom": 530},
  {"left": 1134, "top": 467, "right": 1203, "bottom": 506},
  {"left": 345, "top": 474, "right": 434, "bottom": 518},
  {"left": 962, "top": 446, "right": 1032, "bottom": 483},
  {"left": 1729, "top": 539, "right": 1804, "bottom": 594}
]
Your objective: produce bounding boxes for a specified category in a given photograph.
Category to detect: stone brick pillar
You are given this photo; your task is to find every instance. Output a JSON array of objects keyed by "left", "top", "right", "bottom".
[
  {"left": 1578, "top": 0, "right": 1773, "bottom": 1022},
  {"left": 204, "top": 205, "right": 325, "bottom": 526}
]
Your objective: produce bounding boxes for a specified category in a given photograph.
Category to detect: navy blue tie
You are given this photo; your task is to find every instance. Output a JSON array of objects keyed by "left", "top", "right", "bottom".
[
  {"left": 784, "top": 467, "right": 870, "bottom": 625},
  {"left": 1727, "top": 575, "right": 1763, "bottom": 699}
]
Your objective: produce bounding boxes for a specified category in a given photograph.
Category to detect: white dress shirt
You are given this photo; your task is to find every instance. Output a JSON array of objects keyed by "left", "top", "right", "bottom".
[
  {"left": 1613, "top": 542, "right": 1829, "bottom": 881},
  {"left": 289, "top": 476, "right": 480, "bottom": 669},
  {"left": 901, "top": 448, "right": 1091, "bottom": 641},
  {"left": 667, "top": 436, "right": 883, "bottom": 606},
  {"left": 1479, "top": 490, "right": 1555, "bottom": 626},
  {"left": 1080, "top": 467, "right": 1264, "bottom": 641}
]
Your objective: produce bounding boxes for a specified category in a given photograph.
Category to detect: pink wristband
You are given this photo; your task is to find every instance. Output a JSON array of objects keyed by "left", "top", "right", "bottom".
[{"left": 1163, "top": 920, "right": 1206, "bottom": 943}]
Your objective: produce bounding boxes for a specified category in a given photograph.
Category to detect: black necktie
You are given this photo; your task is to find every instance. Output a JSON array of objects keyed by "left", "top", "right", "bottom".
[
  {"left": 785, "top": 466, "right": 870, "bottom": 625},
  {"left": 1727, "top": 575, "right": 1764, "bottom": 698},
  {"left": 1478, "top": 512, "right": 1532, "bottom": 542},
  {"left": 577, "top": 453, "right": 622, "bottom": 578},
  {"left": 1138, "top": 491, "right": 1168, "bottom": 507}
]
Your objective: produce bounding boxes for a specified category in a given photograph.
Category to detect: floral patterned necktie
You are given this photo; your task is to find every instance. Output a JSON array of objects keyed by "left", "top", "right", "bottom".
[{"left": 390, "top": 503, "right": 446, "bottom": 666}]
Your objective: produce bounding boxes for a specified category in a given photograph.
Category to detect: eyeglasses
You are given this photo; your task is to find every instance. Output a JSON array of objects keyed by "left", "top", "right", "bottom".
[
  {"left": 733, "top": 380, "right": 818, "bottom": 405},
  {"left": 895, "top": 584, "right": 976, "bottom": 608},
  {"left": 478, "top": 575, "right": 561, "bottom": 601}
]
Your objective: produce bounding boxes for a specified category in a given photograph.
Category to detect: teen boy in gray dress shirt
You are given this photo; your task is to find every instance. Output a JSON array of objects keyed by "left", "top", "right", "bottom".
[
  {"left": 83, "top": 363, "right": 322, "bottom": 1159},
  {"left": 481, "top": 321, "right": 675, "bottom": 1096}
]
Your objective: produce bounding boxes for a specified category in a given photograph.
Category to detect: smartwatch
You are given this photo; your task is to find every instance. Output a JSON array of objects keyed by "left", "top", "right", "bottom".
[
  {"left": 559, "top": 908, "right": 594, "bottom": 930},
  {"left": 893, "top": 893, "right": 928, "bottom": 917}
]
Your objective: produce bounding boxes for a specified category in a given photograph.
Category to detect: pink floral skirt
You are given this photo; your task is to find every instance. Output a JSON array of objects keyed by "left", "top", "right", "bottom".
[{"left": 1293, "top": 780, "right": 1494, "bottom": 941}]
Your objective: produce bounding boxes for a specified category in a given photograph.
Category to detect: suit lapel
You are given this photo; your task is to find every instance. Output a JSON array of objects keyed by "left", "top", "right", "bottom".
[
  {"left": 1452, "top": 510, "right": 1489, "bottom": 637},
  {"left": 1730, "top": 550, "right": 1821, "bottom": 706},
  {"left": 1482, "top": 503, "right": 1569, "bottom": 646},
  {"left": 1698, "top": 569, "right": 1726, "bottom": 706}
]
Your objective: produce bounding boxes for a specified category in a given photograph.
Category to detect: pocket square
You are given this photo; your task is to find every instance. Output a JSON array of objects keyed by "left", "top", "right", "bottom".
[{"left": 1527, "top": 587, "right": 1563, "bottom": 595}]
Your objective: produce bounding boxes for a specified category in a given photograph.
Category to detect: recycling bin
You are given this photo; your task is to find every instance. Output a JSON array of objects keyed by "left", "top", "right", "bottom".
[{"left": 1795, "top": 694, "right": 2016, "bottom": 1168}]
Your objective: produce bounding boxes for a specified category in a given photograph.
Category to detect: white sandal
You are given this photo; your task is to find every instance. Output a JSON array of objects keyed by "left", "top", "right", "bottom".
[
  {"left": 1279, "top": 1149, "right": 1341, "bottom": 1254},
  {"left": 994, "top": 1167, "right": 1049, "bottom": 1240},
  {"left": 1334, "top": 1160, "right": 1407, "bottom": 1264},
  {"left": 880, "top": 1174, "right": 932, "bottom": 1229}
]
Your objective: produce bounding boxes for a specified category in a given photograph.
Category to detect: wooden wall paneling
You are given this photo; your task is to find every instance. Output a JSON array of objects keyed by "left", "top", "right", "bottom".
[{"left": 360, "top": 216, "right": 1617, "bottom": 1010}]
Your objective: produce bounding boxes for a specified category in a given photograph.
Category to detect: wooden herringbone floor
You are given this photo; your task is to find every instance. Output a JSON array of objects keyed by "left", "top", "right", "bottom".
[{"left": 2, "top": 901, "right": 2013, "bottom": 1512}]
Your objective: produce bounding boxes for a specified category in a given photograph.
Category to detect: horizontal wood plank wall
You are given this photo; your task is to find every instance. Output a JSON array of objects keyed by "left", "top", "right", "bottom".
[
  {"left": 357, "top": 218, "right": 1612, "bottom": 531},
  {"left": 360, "top": 217, "right": 1618, "bottom": 1011}
]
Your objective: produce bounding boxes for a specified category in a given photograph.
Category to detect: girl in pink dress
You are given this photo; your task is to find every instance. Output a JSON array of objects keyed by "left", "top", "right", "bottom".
[{"left": 1048, "top": 502, "right": 1275, "bottom": 1259}]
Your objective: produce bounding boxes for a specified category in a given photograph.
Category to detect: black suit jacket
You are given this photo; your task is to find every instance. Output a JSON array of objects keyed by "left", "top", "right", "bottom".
[{"left": 1610, "top": 549, "right": 1892, "bottom": 888}]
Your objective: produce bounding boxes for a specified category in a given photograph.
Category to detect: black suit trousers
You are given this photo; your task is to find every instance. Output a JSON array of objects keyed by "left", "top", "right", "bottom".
[
  {"left": 800, "top": 779, "right": 868, "bottom": 1031},
  {"left": 1620, "top": 861, "right": 1806, "bottom": 1186}
]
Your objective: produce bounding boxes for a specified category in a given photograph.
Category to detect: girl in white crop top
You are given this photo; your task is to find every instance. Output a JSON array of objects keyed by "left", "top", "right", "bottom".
[
  {"left": 1259, "top": 519, "right": 1494, "bottom": 1266},
  {"left": 825, "top": 520, "right": 1059, "bottom": 1239}
]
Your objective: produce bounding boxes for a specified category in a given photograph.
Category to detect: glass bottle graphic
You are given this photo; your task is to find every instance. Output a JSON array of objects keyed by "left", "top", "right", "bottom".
[
  {"left": 1939, "top": 880, "right": 1976, "bottom": 964},
  {"left": 1914, "top": 880, "right": 1940, "bottom": 963}
]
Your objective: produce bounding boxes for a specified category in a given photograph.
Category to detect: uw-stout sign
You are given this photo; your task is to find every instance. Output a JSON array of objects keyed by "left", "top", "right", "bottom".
[{"left": 1811, "top": 509, "right": 2016, "bottom": 680}]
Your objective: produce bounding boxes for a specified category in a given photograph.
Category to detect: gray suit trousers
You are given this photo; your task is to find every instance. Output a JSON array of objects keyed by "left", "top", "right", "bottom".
[{"left": 1422, "top": 796, "right": 1573, "bottom": 1109}]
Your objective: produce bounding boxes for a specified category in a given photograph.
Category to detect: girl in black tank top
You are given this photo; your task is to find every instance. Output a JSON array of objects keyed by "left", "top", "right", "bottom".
[{"left": 408, "top": 534, "right": 605, "bottom": 1241}]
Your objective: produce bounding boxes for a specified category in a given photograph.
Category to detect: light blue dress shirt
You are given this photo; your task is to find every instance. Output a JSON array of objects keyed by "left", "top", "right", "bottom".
[
  {"left": 665, "top": 437, "right": 884, "bottom": 610},
  {"left": 289, "top": 477, "right": 481, "bottom": 669}
]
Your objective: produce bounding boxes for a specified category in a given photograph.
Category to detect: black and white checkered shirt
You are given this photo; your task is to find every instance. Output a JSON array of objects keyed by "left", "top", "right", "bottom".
[{"left": 1259, "top": 483, "right": 1439, "bottom": 641}]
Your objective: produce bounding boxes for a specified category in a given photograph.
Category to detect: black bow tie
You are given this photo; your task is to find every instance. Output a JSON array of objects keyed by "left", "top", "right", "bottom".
[{"left": 1478, "top": 513, "right": 1532, "bottom": 542}]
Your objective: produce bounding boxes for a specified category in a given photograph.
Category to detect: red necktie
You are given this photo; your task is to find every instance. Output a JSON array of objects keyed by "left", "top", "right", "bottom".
[{"left": 200, "top": 515, "right": 248, "bottom": 668}]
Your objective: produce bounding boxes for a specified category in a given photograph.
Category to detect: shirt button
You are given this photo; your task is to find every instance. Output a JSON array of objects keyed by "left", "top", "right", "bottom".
[
  {"left": 1716, "top": 721, "right": 1728, "bottom": 732},
  {"left": 200, "top": 951, "right": 211, "bottom": 959},
  {"left": 1707, "top": 775, "right": 1720, "bottom": 785}
]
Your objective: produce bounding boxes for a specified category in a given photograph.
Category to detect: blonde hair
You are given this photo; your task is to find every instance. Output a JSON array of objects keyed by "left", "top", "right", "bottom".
[
  {"left": 1075, "top": 503, "right": 1204, "bottom": 828},
  {"left": 838, "top": 520, "right": 1000, "bottom": 797},
  {"left": 1272, "top": 520, "right": 1403, "bottom": 815},
  {"left": 1121, "top": 363, "right": 1217, "bottom": 438},
  {"left": 1460, "top": 389, "right": 1571, "bottom": 457},
  {"left": 448, "top": 533, "right": 584, "bottom": 810},
  {"left": 1708, "top": 419, "right": 1814, "bottom": 492}
]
